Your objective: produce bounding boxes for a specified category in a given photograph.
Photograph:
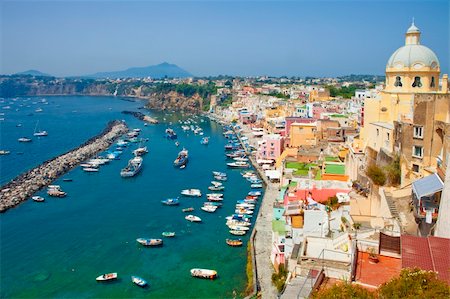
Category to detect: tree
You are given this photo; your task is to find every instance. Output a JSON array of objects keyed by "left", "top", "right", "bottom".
[
  {"left": 384, "top": 156, "right": 401, "bottom": 186},
  {"left": 378, "top": 268, "right": 450, "bottom": 299},
  {"left": 311, "top": 282, "right": 375, "bottom": 299},
  {"left": 366, "top": 164, "right": 386, "bottom": 186}
]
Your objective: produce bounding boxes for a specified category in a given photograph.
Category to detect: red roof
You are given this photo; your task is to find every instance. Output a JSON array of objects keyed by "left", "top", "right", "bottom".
[{"left": 401, "top": 235, "right": 450, "bottom": 284}]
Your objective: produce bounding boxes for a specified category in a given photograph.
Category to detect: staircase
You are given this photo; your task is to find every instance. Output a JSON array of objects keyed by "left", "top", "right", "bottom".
[{"left": 385, "top": 191, "right": 400, "bottom": 220}]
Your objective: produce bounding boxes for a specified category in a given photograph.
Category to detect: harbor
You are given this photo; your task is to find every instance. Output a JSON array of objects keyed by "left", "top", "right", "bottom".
[{"left": 0, "top": 120, "right": 128, "bottom": 212}]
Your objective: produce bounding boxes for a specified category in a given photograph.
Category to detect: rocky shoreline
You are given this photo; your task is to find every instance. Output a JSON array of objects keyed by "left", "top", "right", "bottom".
[
  {"left": 121, "top": 111, "right": 159, "bottom": 124},
  {"left": 0, "top": 120, "right": 129, "bottom": 213}
]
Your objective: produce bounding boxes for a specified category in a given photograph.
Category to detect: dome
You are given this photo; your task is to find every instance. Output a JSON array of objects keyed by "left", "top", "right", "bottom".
[
  {"left": 387, "top": 44, "right": 440, "bottom": 69},
  {"left": 407, "top": 23, "right": 420, "bottom": 33}
]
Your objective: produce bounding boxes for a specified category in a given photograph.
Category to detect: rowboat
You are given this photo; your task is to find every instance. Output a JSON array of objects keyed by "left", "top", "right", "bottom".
[
  {"left": 136, "top": 238, "right": 163, "bottom": 246},
  {"left": 96, "top": 273, "right": 117, "bottom": 281},
  {"left": 185, "top": 215, "right": 202, "bottom": 222},
  {"left": 131, "top": 276, "right": 148, "bottom": 287},
  {"left": 229, "top": 230, "right": 246, "bottom": 236},
  {"left": 226, "top": 239, "right": 243, "bottom": 247},
  {"left": 182, "top": 207, "right": 194, "bottom": 212},
  {"left": 162, "top": 232, "right": 176, "bottom": 237},
  {"left": 190, "top": 268, "right": 217, "bottom": 279},
  {"left": 32, "top": 196, "right": 44, "bottom": 202}
]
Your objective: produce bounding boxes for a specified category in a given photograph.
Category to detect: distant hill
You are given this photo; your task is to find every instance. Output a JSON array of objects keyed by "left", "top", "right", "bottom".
[
  {"left": 88, "top": 62, "right": 192, "bottom": 79},
  {"left": 15, "top": 70, "right": 52, "bottom": 77}
]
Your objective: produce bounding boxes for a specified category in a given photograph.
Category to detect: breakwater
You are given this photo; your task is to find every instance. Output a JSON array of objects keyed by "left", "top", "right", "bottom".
[
  {"left": 0, "top": 120, "right": 128, "bottom": 212},
  {"left": 121, "top": 111, "right": 158, "bottom": 124}
]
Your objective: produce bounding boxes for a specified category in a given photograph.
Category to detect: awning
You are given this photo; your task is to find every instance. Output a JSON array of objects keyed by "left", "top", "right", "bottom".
[
  {"left": 265, "top": 170, "right": 281, "bottom": 179},
  {"left": 412, "top": 173, "right": 444, "bottom": 199}
]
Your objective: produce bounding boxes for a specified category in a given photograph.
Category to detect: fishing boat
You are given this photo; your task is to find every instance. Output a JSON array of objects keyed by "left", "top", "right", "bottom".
[
  {"left": 201, "top": 205, "right": 217, "bottom": 213},
  {"left": 131, "top": 276, "right": 148, "bottom": 287},
  {"left": 136, "top": 238, "right": 163, "bottom": 246},
  {"left": 33, "top": 121, "right": 48, "bottom": 137},
  {"left": 190, "top": 269, "right": 217, "bottom": 280},
  {"left": 96, "top": 273, "right": 117, "bottom": 281},
  {"left": 18, "top": 137, "right": 32, "bottom": 142},
  {"left": 120, "top": 156, "right": 143, "bottom": 177},
  {"left": 227, "top": 161, "right": 249, "bottom": 168},
  {"left": 133, "top": 146, "right": 148, "bottom": 156},
  {"left": 200, "top": 137, "right": 209, "bottom": 145},
  {"left": 32, "top": 196, "right": 44, "bottom": 202},
  {"left": 47, "top": 185, "right": 66, "bottom": 197},
  {"left": 229, "top": 230, "right": 246, "bottom": 236},
  {"left": 185, "top": 215, "right": 202, "bottom": 222},
  {"left": 173, "top": 148, "right": 188, "bottom": 167},
  {"left": 226, "top": 239, "right": 243, "bottom": 247},
  {"left": 180, "top": 189, "right": 201, "bottom": 197},
  {"left": 161, "top": 198, "right": 180, "bottom": 206},
  {"left": 182, "top": 207, "right": 194, "bottom": 212},
  {"left": 162, "top": 232, "right": 176, "bottom": 237},
  {"left": 165, "top": 128, "right": 178, "bottom": 139}
]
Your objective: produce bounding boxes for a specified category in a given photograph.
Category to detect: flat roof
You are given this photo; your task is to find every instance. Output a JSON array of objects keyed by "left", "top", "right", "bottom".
[{"left": 324, "top": 163, "right": 346, "bottom": 175}]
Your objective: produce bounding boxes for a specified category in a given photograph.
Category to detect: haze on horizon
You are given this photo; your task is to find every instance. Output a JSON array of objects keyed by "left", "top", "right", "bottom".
[{"left": 1, "top": 0, "right": 448, "bottom": 77}]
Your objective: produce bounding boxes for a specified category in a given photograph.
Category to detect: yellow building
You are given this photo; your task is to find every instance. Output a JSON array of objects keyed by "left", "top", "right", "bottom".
[
  {"left": 361, "top": 22, "right": 449, "bottom": 185},
  {"left": 289, "top": 122, "right": 318, "bottom": 147}
]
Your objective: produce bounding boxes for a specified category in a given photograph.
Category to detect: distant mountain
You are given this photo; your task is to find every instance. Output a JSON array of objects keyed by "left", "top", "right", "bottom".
[
  {"left": 88, "top": 62, "right": 192, "bottom": 79},
  {"left": 15, "top": 70, "right": 52, "bottom": 77}
]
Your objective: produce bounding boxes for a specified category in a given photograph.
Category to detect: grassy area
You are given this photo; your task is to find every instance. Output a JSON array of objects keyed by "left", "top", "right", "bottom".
[
  {"left": 286, "top": 162, "right": 316, "bottom": 177},
  {"left": 243, "top": 241, "right": 255, "bottom": 297},
  {"left": 325, "top": 156, "right": 340, "bottom": 162},
  {"left": 315, "top": 170, "right": 322, "bottom": 180},
  {"left": 289, "top": 181, "right": 297, "bottom": 187},
  {"left": 324, "top": 163, "right": 346, "bottom": 175}
]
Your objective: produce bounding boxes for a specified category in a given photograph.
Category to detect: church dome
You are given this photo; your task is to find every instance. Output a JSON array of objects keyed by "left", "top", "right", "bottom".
[
  {"left": 386, "top": 22, "right": 440, "bottom": 70},
  {"left": 387, "top": 44, "right": 440, "bottom": 69}
]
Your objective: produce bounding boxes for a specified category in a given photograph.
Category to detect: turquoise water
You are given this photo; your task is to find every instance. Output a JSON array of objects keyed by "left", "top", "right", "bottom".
[{"left": 0, "top": 96, "right": 259, "bottom": 298}]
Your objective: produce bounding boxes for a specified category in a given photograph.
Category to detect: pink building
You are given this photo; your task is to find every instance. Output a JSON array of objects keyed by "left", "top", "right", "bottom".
[
  {"left": 312, "top": 106, "right": 326, "bottom": 119},
  {"left": 239, "top": 111, "right": 257, "bottom": 124},
  {"left": 257, "top": 134, "right": 284, "bottom": 161}
]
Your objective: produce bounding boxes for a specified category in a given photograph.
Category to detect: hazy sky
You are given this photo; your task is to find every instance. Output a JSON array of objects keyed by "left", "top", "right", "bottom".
[{"left": 1, "top": 0, "right": 448, "bottom": 77}]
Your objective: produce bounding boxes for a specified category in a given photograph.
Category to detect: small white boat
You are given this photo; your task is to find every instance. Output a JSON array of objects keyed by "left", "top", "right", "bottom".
[
  {"left": 208, "top": 185, "right": 224, "bottom": 191},
  {"left": 18, "top": 137, "right": 32, "bottom": 142},
  {"left": 234, "top": 157, "right": 248, "bottom": 162},
  {"left": 136, "top": 238, "right": 163, "bottom": 246},
  {"left": 32, "top": 196, "right": 45, "bottom": 202},
  {"left": 227, "top": 162, "right": 249, "bottom": 168},
  {"left": 131, "top": 276, "right": 147, "bottom": 287},
  {"left": 206, "top": 193, "right": 223, "bottom": 198},
  {"left": 0, "top": 150, "right": 10, "bottom": 155},
  {"left": 185, "top": 215, "right": 202, "bottom": 222},
  {"left": 133, "top": 146, "right": 148, "bottom": 156},
  {"left": 96, "top": 273, "right": 118, "bottom": 281},
  {"left": 190, "top": 268, "right": 217, "bottom": 279},
  {"left": 201, "top": 206, "right": 217, "bottom": 213},
  {"left": 212, "top": 171, "right": 227, "bottom": 177},
  {"left": 181, "top": 189, "right": 202, "bottom": 197},
  {"left": 210, "top": 181, "right": 223, "bottom": 187},
  {"left": 228, "top": 225, "right": 250, "bottom": 231},
  {"left": 251, "top": 183, "right": 263, "bottom": 189},
  {"left": 229, "top": 230, "right": 246, "bottom": 236},
  {"left": 83, "top": 168, "right": 99, "bottom": 172}
]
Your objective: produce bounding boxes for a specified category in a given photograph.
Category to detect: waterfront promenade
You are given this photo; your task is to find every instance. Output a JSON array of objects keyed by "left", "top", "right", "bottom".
[{"left": 0, "top": 120, "right": 128, "bottom": 212}]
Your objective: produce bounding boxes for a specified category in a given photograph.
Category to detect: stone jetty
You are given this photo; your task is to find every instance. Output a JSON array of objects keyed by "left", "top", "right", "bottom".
[
  {"left": 121, "top": 111, "right": 158, "bottom": 124},
  {"left": 0, "top": 120, "right": 128, "bottom": 213}
]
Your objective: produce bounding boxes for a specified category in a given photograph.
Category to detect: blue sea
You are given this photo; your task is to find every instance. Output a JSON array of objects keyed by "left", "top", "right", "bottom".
[{"left": 0, "top": 96, "right": 260, "bottom": 298}]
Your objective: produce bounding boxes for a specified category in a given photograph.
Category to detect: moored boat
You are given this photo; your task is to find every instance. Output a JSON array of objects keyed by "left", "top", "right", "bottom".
[
  {"left": 185, "top": 215, "right": 202, "bottom": 222},
  {"left": 96, "top": 273, "right": 118, "bottom": 281},
  {"left": 227, "top": 161, "right": 249, "bottom": 168},
  {"left": 32, "top": 196, "right": 44, "bottom": 202},
  {"left": 133, "top": 146, "right": 148, "bottom": 156},
  {"left": 208, "top": 185, "right": 224, "bottom": 191},
  {"left": 229, "top": 230, "right": 246, "bottom": 236},
  {"left": 165, "top": 128, "right": 178, "bottom": 139},
  {"left": 181, "top": 189, "right": 201, "bottom": 197},
  {"left": 173, "top": 148, "right": 188, "bottom": 167},
  {"left": 161, "top": 198, "right": 180, "bottom": 206},
  {"left": 226, "top": 239, "right": 243, "bottom": 247},
  {"left": 136, "top": 238, "right": 163, "bottom": 246},
  {"left": 190, "top": 268, "right": 217, "bottom": 279},
  {"left": 182, "top": 207, "right": 194, "bottom": 212},
  {"left": 162, "top": 232, "right": 176, "bottom": 237},
  {"left": 201, "top": 205, "right": 217, "bottom": 213},
  {"left": 251, "top": 183, "right": 263, "bottom": 189},
  {"left": 18, "top": 137, "right": 32, "bottom": 142},
  {"left": 131, "top": 276, "right": 148, "bottom": 287},
  {"left": 120, "top": 156, "right": 143, "bottom": 177},
  {"left": 200, "top": 137, "right": 209, "bottom": 145}
]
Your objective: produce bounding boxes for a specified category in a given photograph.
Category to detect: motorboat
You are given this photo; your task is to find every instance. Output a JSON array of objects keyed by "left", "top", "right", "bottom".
[
  {"left": 204, "top": 202, "right": 222, "bottom": 207},
  {"left": 96, "top": 273, "right": 117, "bottom": 281},
  {"left": 18, "top": 137, "right": 32, "bottom": 142},
  {"left": 248, "top": 191, "right": 261, "bottom": 196},
  {"left": 201, "top": 206, "right": 217, "bottom": 213},
  {"left": 226, "top": 239, "right": 243, "bottom": 247},
  {"left": 32, "top": 196, "right": 44, "bottom": 202},
  {"left": 33, "top": 121, "right": 48, "bottom": 137},
  {"left": 181, "top": 189, "right": 201, "bottom": 197},
  {"left": 214, "top": 175, "right": 227, "bottom": 181},
  {"left": 207, "top": 196, "right": 223, "bottom": 202},
  {"left": 173, "top": 148, "right": 188, "bottom": 167},
  {"left": 131, "top": 276, "right": 147, "bottom": 287},
  {"left": 162, "top": 232, "right": 176, "bottom": 237},
  {"left": 185, "top": 215, "right": 202, "bottom": 222},
  {"left": 212, "top": 171, "right": 227, "bottom": 177},
  {"left": 200, "top": 137, "right": 209, "bottom": 145},
  {"left": 227, "top": 161, "right": 249, "bottom": 168},
  {"left": 233, "top": 157, "right": 248, "bottom": 162},
  {"left": 208, "top": 186, "right": 224, "bottom": 191},
  {"left": 190, "top": 268, "right": 217, "bottom": 279},
  {"left": 83, "top": 167, "right": 99, "bottom": 172},
  {"left": 251, "top": 183, "right": 263, "bottom": 189},
  {"left": 228, "top": 225, "right": 250, "bottom": 231},
  {"left": 165, "top": 128, "right": 178, "bottom": 139},
  {"left": 120, "top": 156, "right": 143, "bottom": 177},
  {"left": 182, "top": 207, "right": 194, "bottom": 212},
  {"left": 161, "top": 198, "right": 180, "bottom": 206},
  {"left": 206, "top": 193, "right": 223, "bottom": 198},
  {"left": 0, "top": 150, "right": 10, "bottom": 155},
  {"left": 47, "top": 185, "right": 66, "bottom": 197},
  {"left": 133, "top": 146, "right": 148, "bottom": 156},
  {"left": 210, "top": 181, "right": 223, "bottom": 187},
  {"left": 136, "top": 238, "right": 163, "bottom": 246},
  {"left": 229, "top": 230, "right": 246, "bottom": 236}
]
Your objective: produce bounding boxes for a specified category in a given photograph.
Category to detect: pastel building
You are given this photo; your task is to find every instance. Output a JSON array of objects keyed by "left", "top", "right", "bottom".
[
  {"left": 257, "top": 134, "right": 285, "bottom": 161},
  {"left": 289, "top": 122, "right": 318, "bottom": 147}
]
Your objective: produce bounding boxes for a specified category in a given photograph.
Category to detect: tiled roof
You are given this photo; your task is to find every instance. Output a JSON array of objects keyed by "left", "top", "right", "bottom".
[{"left": 401, "top": 235, "right": 450, "bottom": 283}]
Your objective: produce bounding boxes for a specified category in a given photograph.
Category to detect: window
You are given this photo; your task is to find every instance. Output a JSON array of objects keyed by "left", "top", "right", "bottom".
[
  {"left": 412, "top": 76, "right": 422, "bottom": 88},
  {"left": 413, "top": 146, "right": 423, "bottom": 158},
  {"left": 412, "top": 164, "right": 420, "bottom": 173},
  {"left": 430, "top": 76, "right": 436, "bottom": 88},
  {"left": 394, "top": 76, "right": 402, "bottom": 87},
  {"left": 413, "top": 126, "right": 423, "bottom": 139},
  {"left": 376, "top": 128, "right": 379, "bottom": 136},
  {"left": 387, "top": 132, "right": 390, "bottom": 141}
]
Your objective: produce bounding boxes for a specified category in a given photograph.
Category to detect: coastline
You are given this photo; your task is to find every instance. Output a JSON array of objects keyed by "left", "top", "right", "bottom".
[
  {"left": 0, "top": 120, "right": 128, "bottom": 213},
  {"left": 207, "top": 112, "right": 278, "bottom": 298}
]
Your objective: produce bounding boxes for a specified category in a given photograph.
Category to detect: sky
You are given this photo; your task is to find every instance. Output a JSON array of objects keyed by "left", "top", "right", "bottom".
[{"left": 1, "top": 0, "right": 448, "bottom": 77}]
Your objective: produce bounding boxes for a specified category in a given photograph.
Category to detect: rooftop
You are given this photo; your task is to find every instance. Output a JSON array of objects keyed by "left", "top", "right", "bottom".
[
  {"left": 324, "top": 162, "right": 346, "bottom": 175},
  {"left": 355, "top": 252, "right": 402, "bottom": 288}
]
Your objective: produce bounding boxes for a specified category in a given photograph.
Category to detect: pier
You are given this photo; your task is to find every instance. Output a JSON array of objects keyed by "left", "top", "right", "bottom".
[
  {"left": 122, "top": 111, "right": 158, "bottom": 124},
  {"left": 0, "top": 120, "right": 128, "bottom": 213}
]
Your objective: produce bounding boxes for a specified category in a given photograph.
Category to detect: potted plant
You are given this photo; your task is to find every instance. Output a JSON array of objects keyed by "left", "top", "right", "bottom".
[{"left": 368, "top": 247, "right": 379, "bottom": 264}]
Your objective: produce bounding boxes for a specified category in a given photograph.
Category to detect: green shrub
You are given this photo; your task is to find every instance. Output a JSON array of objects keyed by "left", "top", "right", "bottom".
[
  {"left": 311, "top": 281, "right": 375, "bottom": 299},
  {"left": 271, "top": 264, "right": 288, "bottom": 292},
  {"left": 384, "top": 156, "right": 401, "bottom": 186},
  {"left": 367, "top": 164, "right": 386, "bottom": 186}
]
